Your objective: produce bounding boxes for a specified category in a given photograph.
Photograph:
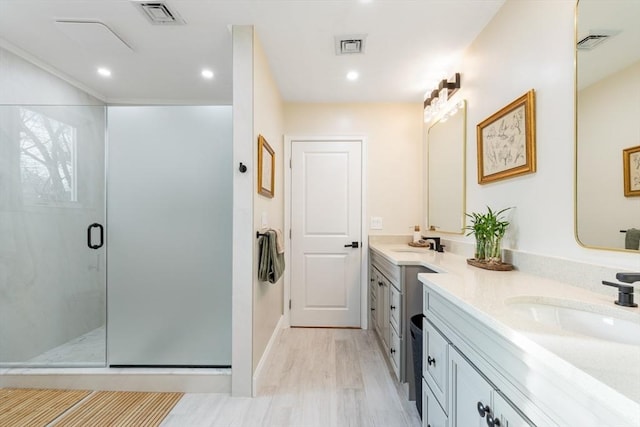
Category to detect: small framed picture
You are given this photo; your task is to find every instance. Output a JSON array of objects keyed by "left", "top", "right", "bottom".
[
  {"left": 623, "top": 145, "right": 640, "bottom": 197},
  {"left": 476, "top": 90, "right": 536, "bottom": 184},
  {"left": 258, "top": 135, "right": 275, "bottom": 198}
]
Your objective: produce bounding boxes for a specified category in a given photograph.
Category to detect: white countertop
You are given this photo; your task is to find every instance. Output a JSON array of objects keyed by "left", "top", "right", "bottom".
[{"left": 369, "top": 242, "right": 640, "bottom": 414}]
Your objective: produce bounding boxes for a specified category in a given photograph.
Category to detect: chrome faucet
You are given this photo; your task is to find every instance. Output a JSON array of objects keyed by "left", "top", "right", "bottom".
[{"left": 602, "top": 272, "right": 639, "bottom": 307}]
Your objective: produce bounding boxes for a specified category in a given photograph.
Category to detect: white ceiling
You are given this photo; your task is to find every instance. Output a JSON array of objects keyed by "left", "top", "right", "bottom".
[
  {"left": 577, "top": 0, "right": 640, "bottom": 90},
  {"left": 0, "top": 0, "right": 507, "bottom": 104}
]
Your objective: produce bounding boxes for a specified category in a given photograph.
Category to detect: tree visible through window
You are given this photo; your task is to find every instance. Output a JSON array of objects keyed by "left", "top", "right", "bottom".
[{"left": 19, "top": 108, "right": 77, "bottom": 203}]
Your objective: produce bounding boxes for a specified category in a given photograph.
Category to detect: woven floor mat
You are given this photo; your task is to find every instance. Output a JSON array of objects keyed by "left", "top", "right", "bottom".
[
  {"left": 54, "top": 390, "right": 183, "bottom": 427},
  {"left": 0, "top": 388, "right": 91, "bottom": 427}
]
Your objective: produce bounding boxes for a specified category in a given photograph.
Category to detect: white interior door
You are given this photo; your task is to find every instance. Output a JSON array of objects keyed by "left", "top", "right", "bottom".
[{"left": 290, "top": 139, "right": 362, "bottom": 327}]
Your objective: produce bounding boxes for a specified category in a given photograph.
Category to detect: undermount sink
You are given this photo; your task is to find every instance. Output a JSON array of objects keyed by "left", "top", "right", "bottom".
[
  {"left": 506, "top": 297, "right": 640, "bottom": 346},
  {"left": 391, "top": 248, "right": 430, "bottom": 253}
]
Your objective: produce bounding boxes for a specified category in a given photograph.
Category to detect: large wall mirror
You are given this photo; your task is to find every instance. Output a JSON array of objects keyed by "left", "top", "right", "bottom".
[
  {"left": 425, "top": 100, "right": 466, "bottom": 234},
  {"left": 576, "top": 0, "right": 640, "bottom": 251}
]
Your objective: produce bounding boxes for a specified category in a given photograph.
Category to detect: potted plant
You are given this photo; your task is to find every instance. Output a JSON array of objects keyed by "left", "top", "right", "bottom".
[{"left": 465, "top": 206, "right": 512, "bottom": 265}]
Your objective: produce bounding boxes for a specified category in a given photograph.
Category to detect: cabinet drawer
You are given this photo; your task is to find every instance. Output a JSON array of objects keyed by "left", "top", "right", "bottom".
[
  {"left": 423, "top": 318, "right": 448, "bottom": 412},
  {"left": 370, "top": 250, "right": 401, "bottom": 285},
  {"left": 389, "top": 283, "right": 401, "bottom": 333},
  {"left": 423, "top": 379, "right": 448, "bottom": 427},
  {"left": 389, "top": 325, "right": 401, "bottom": 379},
  {"left": 494, "top": 392, "right": 535, "bottom": 427}
]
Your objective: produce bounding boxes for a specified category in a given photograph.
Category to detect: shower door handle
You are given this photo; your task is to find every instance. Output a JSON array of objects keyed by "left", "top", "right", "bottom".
[{"left": 87, "top": 223, "right": 104, "bottom": 249}]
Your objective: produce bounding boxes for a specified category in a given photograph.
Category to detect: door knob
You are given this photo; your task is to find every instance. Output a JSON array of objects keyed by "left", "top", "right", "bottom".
[{"left": 344, "top": 241, "right": 359, "bottom": 248}]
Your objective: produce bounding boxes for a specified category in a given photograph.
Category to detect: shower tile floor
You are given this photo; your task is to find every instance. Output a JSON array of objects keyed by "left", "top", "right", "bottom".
[{"left": 26, "top": 326, "right": 106, "bottom": 366}]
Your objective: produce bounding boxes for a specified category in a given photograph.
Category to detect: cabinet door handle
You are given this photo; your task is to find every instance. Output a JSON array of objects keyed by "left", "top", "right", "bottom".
[
  {"left": 477, "top": 401, "right": 490, "bottom": 418},
  {"left": 390, "top": 348, "right": 396, "bottom": 354},
  {"left": 390, "top": 305, "right": 396, "bottom": 310},
  {"left": 486, "top": 413, "right": 501, "bottom": 427},
  {"left": 378, "top": 281, "right": 383, "bottom": 287},
  {"left": 427, "top": 355, "right": 436, "bottom": 366}
]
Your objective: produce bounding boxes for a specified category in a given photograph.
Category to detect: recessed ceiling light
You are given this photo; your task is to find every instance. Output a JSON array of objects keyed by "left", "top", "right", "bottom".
[
  {"left": 201, "top": 69, "right": 214, "bottom": 79},
  {"left": 346, "top": 71, "right": 359, "bottom": 81},
  {"left": 97, "top": 67, "right": 111, "bottom": 77}
]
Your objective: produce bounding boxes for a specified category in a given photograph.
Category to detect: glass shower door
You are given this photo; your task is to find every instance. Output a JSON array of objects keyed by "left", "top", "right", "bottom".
[{"left": 0, "top": 105, "right": 106, "bottom": 367}]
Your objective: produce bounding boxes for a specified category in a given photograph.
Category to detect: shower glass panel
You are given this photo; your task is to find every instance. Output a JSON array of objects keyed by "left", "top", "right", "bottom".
[
  {"left": 0, "top": 105, "right": 106, "bottom": 367},
  {"left": 107, "top": 106, "right": 232, "bottom": 367}
]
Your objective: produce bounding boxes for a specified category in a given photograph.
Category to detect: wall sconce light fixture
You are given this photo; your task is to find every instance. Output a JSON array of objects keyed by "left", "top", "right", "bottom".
[{"left": 423, "top": 73, "right": 461, "bottom": 123}]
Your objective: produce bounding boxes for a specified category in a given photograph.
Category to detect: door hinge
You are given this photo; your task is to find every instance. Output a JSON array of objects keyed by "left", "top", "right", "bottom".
[
  {"left": 289, "top": 299, "right": 292, "bottom": 310},
  {"left": 289, "top": 229, "right": 292, "bottom": 239},
  {"left": 289, "top": 158, "right": 292, "bottom": 168}
]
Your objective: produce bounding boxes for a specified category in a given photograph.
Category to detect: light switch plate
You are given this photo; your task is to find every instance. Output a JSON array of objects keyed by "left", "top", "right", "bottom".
[{"left": 370, "top": 216, "right": 383, "bottom": 230}]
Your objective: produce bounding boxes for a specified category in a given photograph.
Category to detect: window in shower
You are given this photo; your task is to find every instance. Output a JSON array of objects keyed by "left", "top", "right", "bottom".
[{"left": 19, "top": 107, "right": 77, "bottom": 204}]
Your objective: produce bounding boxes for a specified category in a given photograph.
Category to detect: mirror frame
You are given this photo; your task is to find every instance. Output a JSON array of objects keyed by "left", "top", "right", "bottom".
[
  {"left": 574, "top": 0, "right": 640, "bottom": 253},
  {"left": 426, "top": 100, "right": 467, "bottom": 235}
]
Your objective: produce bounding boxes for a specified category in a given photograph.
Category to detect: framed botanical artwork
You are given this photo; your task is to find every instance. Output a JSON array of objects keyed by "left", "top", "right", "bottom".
[
  {"left": 476, "top": 89, "right": 536, "bottom": 184},
  {"left": 623, "top": 145, "right": 640, "bottom": 197},
  {"left": 258, "top": 135, "right": 275, "bottom": 198}
]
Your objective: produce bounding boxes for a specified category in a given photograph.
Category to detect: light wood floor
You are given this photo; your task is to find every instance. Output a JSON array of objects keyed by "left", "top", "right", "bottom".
[{"left": 161, "top": 328, "right": 421, "bottom": 427}]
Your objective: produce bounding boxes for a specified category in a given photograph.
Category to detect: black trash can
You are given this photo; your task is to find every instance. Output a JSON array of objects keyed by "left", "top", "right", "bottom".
[{"left": 410, "top": 314, "right": 424, "bottom": 418}]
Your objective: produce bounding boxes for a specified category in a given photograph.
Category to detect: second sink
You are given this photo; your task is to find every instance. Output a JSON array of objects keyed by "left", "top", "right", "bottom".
[{"left": 506, "top": 297, "right": 640, "bottom": 346}]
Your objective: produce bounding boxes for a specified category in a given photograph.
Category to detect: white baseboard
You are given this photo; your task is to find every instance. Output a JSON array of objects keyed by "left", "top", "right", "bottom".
[{"left": 252, "top": 315, "right": 285, "bottom": 397}]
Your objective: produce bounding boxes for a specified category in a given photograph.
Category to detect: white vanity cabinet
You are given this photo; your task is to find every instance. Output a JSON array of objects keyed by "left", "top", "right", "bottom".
[
  {"left": 422, "top": 286, "right": 539, "bottom": 427},
  {"left": 423, "top": 378, "right": 448, "bottom": 427},
  {"left": 421, "top": 316, "right": 534, "bottom": 427},
  {"left": 374, "top": 271, "right": 390, "bottom": 347},
  {"left": 369, "top": 249, "right": 432, "bottom": 399},
  {"left": 450, "top": 346, "right": 492, "bottom": 427},
  {"left": 423, "top": 320, "right": 448, "bottom": 409},
  {"left": 450, "top": 347, "right": 531, "bottom": 427}
]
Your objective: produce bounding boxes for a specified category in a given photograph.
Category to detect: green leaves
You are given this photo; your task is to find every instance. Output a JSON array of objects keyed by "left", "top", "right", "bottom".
[
  {"left": 465, "top": 206, "right": 512, "bottom": 240},
  {"left": 465, "top": 206, "right": 512, "bottom": 262}
]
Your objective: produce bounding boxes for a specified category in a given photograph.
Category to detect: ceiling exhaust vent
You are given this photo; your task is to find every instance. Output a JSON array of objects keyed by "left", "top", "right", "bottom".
[
  {"left": 133, "top": 1, "right": 185, "bottom": 25},
  {"left": 335, "top": 34, "right": 367, "bottom": 55},
  {"left": 577, "top": 30, "right": 619, "bottom": 51},
  {"left": 577, "top": 34, "right": 609, "bottom": 50}
]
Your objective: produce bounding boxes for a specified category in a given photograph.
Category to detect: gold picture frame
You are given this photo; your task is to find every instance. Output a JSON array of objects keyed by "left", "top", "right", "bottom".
[
  {"left": 623, "top": 145, "right": 640, "bottom": 197},
  {"left": 476, "top": 89, "right": 536, "bottom": 184},
  {"left": 258, "top": 135, "right": 275, "bottom": 198}
]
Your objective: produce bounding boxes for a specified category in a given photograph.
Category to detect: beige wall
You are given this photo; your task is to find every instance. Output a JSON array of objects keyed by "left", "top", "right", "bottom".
[
  {"left": 284, "top": 103, "right": 424, "bottom": 235},
  {"left": 252, "top": 34, "right": 285, "bottom": 372},
  {"left": 437, "top": 0, "right": 639, "bottom": 270}
]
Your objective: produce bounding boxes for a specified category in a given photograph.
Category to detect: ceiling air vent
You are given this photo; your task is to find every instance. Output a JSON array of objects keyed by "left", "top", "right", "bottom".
[
  {"left": 577, "top": 34, "right": 609, "bottom": 50},
  {"left": 577, "top": 30, "right": 620, "bottom": 51},
  {"left": 133, "top": 1, "right": 185, "bottom": 25},
  {"left": 335, "top": 34, "right": 367, "bottom": 55}
]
